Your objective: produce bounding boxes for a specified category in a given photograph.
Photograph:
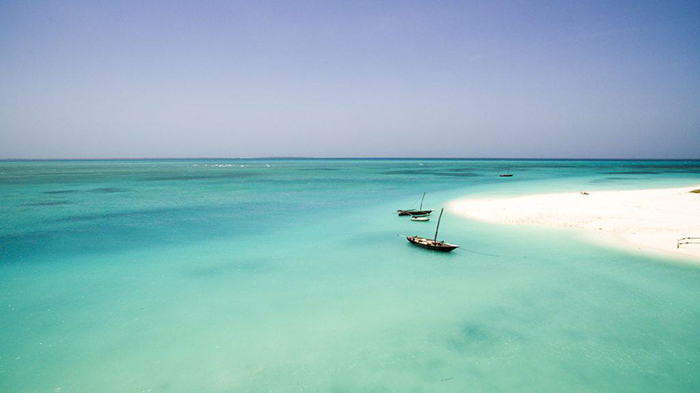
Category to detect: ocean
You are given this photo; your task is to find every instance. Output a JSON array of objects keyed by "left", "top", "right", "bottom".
[{"left": 1, "top": 159, "right": 699, "bottom": 392}]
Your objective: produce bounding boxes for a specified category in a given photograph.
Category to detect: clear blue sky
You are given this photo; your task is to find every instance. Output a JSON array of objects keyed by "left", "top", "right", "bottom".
[{"left": 1, "top": 0, "right": 698, "bottom": 159}]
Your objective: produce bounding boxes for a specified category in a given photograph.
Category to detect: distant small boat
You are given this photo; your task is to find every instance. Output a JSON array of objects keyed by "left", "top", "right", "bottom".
[
  {"left": 500, "top": 174, "right": 513, "bottom": 177},
  {"left": 397, "top": 192, "right": 434, "bottom": 216},
  {"left": 398, "top": 209, "right": 433, "bottom": 216},
  {"left": 411, "top": 215, "right": 430, "bottom": 222},
  {"left": 406, "top": 208, "right": 458, "bottom": 252}
]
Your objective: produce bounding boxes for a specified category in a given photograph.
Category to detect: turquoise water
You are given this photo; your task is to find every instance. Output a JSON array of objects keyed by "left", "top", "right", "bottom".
[{"left": 1, "top": 159, "right": 699, "bottom": 392}]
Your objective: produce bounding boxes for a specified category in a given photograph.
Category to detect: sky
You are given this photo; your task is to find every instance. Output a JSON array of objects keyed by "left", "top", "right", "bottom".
[{"left": 1, "top": 0, "right": 698, "bottom": 159}]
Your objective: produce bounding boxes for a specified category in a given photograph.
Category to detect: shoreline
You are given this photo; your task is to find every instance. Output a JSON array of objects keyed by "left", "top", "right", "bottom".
[{"left": 449, "top": 184, "right": 700, "bottom": 261}]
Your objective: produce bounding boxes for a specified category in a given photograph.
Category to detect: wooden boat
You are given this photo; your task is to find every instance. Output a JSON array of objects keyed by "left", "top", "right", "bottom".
[
  {"left": 397, "top": 192, "right": 434, "bottom": 216},
  {"left": 500, "top": 174, "right": 513, "bottom": 177},
  {"left": 406, "top": 208, "right": 459, "bottom": 252},
  {"left": 398, "top": 209, "right": 433, "bottom": 216},
  {"left": 406, "top": 236, "right": 458, "bottom": 251},
  {"left": 411, "top": 215, "right": 430, "bottom": 222}
]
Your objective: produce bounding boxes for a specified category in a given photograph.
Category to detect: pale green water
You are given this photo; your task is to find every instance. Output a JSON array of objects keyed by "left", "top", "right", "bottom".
[{"left": 1, "top": 159, "right": 699, "bottom": 392}]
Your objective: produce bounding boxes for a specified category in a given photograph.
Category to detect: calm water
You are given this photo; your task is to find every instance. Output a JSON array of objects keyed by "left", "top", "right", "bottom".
[{"left": 1, "top": 159, "right": 699, "bottom": 392}]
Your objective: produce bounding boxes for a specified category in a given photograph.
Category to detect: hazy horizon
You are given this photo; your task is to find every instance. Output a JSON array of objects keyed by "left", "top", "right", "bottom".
[
  {"left": 2, "top": 1, "right": 699, "bottom": 159},
  {"left": 0, "top": 156, "right": 700, "bottom": 161}
]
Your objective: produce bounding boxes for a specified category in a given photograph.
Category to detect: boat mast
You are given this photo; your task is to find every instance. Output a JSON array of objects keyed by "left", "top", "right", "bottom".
[
  {"left": 434, "top": 208, "right": 444, "bottom": 241},
  {"left": 420, "top": 192, "right": 425, "bottom": 210}
]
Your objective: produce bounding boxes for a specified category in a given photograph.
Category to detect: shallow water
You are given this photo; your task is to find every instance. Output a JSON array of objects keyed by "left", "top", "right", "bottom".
[{"left": 1, "top": 159, "right": 699, "bottom": 392}]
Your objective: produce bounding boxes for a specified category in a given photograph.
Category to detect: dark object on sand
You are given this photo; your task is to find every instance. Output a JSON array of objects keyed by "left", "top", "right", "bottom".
[{"left": 677, "top": 237, "right": 700, "bottom": 248}]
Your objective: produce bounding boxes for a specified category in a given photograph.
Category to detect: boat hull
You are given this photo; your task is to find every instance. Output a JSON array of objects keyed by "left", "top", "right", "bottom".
[
  {"left": 397, "top": 209, "right": 433, "bottom": 216},
  {"left": 406, "top": 236, "right": 458, "bottom": 252}
]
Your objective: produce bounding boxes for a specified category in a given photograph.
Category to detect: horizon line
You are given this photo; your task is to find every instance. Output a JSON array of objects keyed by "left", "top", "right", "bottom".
[{"left": 1, "top": 156, "right": 699, "bottom": 162}]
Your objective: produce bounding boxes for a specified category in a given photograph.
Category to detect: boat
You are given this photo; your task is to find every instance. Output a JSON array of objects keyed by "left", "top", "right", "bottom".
[
  {"left": 398, "top": 209, "right": 434, "bottom": 216},
  {"left": 406, "top": 236, "right": 458, "bottom": 251},
  {"left": 411, "top": 215, "right": 430, "bottom": 222},
  {"left": 500, "top": 174, "right": 513, "bottom": 177},
  {"left": 397, "top": 192, "right": 434, "bottom": 216},
  {"left": 406, "top": 208, "right": 459, "bottom": 252}
]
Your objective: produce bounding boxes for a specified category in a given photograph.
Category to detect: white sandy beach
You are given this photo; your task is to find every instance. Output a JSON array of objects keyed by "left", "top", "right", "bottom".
[{"left": 450, "top": 185, "right": 700, "bottom": 261}]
